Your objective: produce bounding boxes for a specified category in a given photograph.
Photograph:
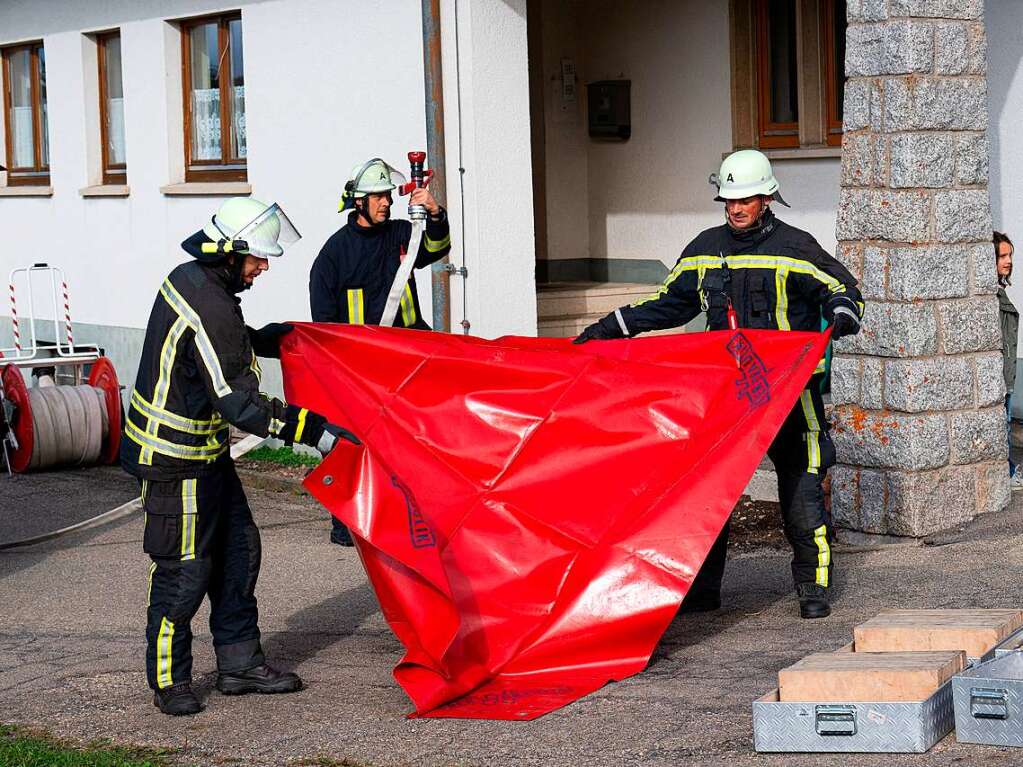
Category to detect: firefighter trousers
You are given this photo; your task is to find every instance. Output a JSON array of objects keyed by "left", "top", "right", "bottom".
[
  {"left": 142, "top": 461, "right": 264, "bottom": 690},
  {"left": 687, "top": 379, "right": 836, "bottom": 601}
]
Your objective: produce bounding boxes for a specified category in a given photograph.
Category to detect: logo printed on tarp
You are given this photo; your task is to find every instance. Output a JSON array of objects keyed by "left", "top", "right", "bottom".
[
  {"left": 392, "top": 475, "right": 436, "bottom": 548},
  {"left": 438, "top": 686, "right": 574, "bottom": 709},
  {"left": 726, "top": 332, "right": 770, "bottom": 408}
]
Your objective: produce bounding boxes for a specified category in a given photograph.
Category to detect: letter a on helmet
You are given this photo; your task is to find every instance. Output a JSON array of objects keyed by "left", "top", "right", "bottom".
[{"left": 710, "top": 149, "right": 790, "bottom": 207}]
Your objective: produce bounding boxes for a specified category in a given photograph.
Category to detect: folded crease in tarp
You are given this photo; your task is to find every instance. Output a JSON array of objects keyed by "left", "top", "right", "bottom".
[{"left": 280, "top": 324, "right": 829, "bottom": 720}]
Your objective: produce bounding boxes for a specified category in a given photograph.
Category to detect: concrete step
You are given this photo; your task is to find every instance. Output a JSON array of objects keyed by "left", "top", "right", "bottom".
[
  {"left": 537, "top": 313, "right": 687, "bottom": 339},
  {"left": 537, "top": 282, "right": 658, "bottom": 320},
  {"left": 537, "top": 312, "right": 605, "bottom": 339}
]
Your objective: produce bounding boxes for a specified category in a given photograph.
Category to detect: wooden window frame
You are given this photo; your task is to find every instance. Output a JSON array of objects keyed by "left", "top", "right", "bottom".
[
  {"left": 180, "top": 12, "right": 246, "bottom": 183},
  {"left": 821, "top": 0, "right": 844, "bottom": 147},
  {"left": 754, "top": 0, "right": 800, "bottom": 149},
  {"left": 730, "top": 0, "right": 845, "bottom": 153},
  {"left": 97, "top": 31, "right": 127, "bottom": 185},
  {"left": 2, "top": 41, "right": 49, "bottom": 186}
]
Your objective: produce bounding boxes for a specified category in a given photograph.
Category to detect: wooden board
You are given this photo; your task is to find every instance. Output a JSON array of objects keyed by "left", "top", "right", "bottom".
[
  {"left": 778, "top": 650, "right": 966, "bottom": 702},
  {"left": 853, "top": 609, "right": 1023, "bottom": 658}
]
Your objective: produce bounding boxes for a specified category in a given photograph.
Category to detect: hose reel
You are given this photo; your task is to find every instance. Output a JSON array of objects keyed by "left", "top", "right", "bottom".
[
  {"left": 1, "top": 358, "right": 122, "bottom": 473},
  {"left": 1, "top": 264, "right": 122, "bottom": 474}
]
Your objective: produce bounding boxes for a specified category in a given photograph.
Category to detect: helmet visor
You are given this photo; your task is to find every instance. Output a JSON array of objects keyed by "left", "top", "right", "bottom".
[{"left": 234, "top": 203, "right": 302, "bottom": 258}]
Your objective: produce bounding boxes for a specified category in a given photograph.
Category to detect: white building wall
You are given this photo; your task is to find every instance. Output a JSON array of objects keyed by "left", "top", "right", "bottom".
[
  {"left": 440, "top": 0, "right": 536, "bottom": 337},
  {"left": 541, "top": 0, "right": 841, "bottom": 271}
]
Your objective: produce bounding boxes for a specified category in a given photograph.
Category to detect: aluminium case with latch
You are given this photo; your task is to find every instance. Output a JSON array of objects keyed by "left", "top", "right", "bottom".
[
  {"left": 752, "top": 682, "right": 955, "bottom": 753},
  {"left": 953, "top": 648, "right": 1023, "bottom": 747}
]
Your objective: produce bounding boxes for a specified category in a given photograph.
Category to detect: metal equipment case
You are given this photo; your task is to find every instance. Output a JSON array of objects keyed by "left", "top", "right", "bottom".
[
  {"left": 752, "top": 683, "right": 955, "bottom": 753},
  {"left": 953, "top": 651, "right": 1023, "bottom": 747}
]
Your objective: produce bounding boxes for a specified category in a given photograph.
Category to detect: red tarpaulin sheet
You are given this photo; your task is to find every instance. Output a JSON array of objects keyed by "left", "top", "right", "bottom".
[{"left": 279, "top": 324, "right": 829, "bottom": 720}]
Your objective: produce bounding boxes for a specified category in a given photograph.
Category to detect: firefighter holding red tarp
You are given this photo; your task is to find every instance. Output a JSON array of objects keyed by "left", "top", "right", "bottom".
[
  {"left": 576, "top": 150, "right": 863, "bottom": 620},
  {"left": 121, "top": 198, "right": 356, "bottom": 716}
]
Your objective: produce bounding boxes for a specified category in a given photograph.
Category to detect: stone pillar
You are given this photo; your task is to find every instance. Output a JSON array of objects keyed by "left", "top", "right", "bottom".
[{"left": 831, "top": 0, "right": 1008, "bottom": 536}]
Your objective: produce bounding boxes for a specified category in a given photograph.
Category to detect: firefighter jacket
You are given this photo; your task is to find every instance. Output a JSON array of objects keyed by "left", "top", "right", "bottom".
[
  {"left": 309, "top": 209, "right": 451, "bottom": 329},
  {"left": 597, "top": 209, "right": 863, "bottom": 372},
  {"left": 121, "top": 260, "right": 292, "bottom": 481}
]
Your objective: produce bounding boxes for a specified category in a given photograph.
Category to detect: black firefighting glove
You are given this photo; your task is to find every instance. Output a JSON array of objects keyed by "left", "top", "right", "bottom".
[
  {"left": 249, "top": 323, "right": 294, "bottom": 359},
  {"left": 572, "top": 315, "right": 625, "bottom": 345},
  {"left": 277, "top": 405, "right": 359, "bottom": 456},
  {"left": 318, "top": 423, "right": 362, "bottom": 456},
  {"left": 828, "top": 310, "right": 860, "bottom": 341}
]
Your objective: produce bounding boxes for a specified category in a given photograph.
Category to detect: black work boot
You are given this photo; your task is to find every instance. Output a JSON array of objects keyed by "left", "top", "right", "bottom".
[
  {"left": 329, "top": 524, "right": 354, "bottom": 547},
  {"left": 217, "top": 663, "right": 303, "bottom": 695},
  {"left": 153, "top": 683, "right": 202, "bottom": 716},
  {"left": 796, "top": 583, "right": 831, "bottom": 619},
  {"left": 679, "top": 591, "right": 721, "bottom": 613}
]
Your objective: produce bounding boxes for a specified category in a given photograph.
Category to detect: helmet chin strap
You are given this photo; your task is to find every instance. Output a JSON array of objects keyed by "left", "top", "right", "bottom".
[{"left": 355, "top": 199, "right": 371, "bottom": 227}]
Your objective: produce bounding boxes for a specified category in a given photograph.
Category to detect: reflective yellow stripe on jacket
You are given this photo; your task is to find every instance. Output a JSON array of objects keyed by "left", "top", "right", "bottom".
[
  {"left": 131, "top": 390, "right": 225, "bottom": 435},
  {"left": 249, "top": 352, "right": 262, "bottom": 384},
  {"left": 424, "top": 233, "right": 451, "bottom": 253},
  {"left": 400, "top": 284, "right": 416, "bottom": 327},
  {"left": 159, "top": 279, "right": 232, "bottom": 398},
  {"left": 294, "top": 408, "right": 309, "bottom": 444},
  {"left": 125, "top": 419, "right": 227, "bottom": 461},
  {"left": 140, "top": 316, "right": 190, "bottom": 465},
  {"left": 634, "top": 253, "right": 847, "bottom": 308},
  {"left": 346, "top": 289, "right": 365, "bottom": 325}
]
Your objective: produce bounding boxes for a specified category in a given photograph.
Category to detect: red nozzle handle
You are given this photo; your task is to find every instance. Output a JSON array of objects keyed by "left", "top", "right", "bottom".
[{"left": 408, "top": 151, "right": 426, "bottom": 163}]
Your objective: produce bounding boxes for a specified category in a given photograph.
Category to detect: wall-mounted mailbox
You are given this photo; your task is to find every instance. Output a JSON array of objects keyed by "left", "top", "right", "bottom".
[{"left": 587, "top": 80, "right": 631, "bottom": 141}]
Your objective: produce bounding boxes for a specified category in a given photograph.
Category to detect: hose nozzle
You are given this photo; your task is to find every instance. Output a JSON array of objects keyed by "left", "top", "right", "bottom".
[{"left": 408, "top": 151, "right": 427, "bottom": 222}]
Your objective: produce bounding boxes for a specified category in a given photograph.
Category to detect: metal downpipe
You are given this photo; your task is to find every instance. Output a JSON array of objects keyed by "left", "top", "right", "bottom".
[{"left": 422, "top": 0, "right": 451, "bottom": 333}]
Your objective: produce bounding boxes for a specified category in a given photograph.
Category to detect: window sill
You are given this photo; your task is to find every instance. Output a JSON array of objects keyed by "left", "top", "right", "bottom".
[
  {"left": 0, "top": 185, "right": 53, "bottom": 197},
  {"left": 160, "top": 182, "right": 251, "bottom": 197},
  {"left": 80, "top": 184, "right": 130, "bottom": 197},
  {"left": 764, "top": 147, "right": 842, "bottom": 161},
  {"left": 723, "top": 147, "right": 842, "bottom": 161}
]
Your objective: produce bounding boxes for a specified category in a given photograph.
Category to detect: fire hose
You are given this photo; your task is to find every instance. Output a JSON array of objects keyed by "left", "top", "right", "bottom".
[
  {"left": 380, "top": 151, "right": 432, "bottom": 328},
  {"left": 0, "top": 433, "right": 265, "bottom": 550}
]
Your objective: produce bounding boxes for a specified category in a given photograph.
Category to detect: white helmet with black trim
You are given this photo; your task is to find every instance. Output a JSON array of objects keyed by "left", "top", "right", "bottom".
[
  {"left": 710, "top": 149, "right": 789, "bottom": 207},
  {"left": 202, "top": 197, "right": 302, "bottom": 259},
  {"left": 338, "top": 158, "right": 407, "bottom": 212}
]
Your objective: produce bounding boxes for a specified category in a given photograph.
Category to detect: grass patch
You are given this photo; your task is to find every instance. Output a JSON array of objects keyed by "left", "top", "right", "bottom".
[
  {"left": 242, "top": 446, "right": 320, "bottom": 468},
  {"left": 0, "top": 724, "right": 175, "bottom": 767}
]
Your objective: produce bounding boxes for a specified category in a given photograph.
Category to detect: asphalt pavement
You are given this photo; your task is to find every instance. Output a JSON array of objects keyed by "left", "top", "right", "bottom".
[{"left": 1, "top": 468, "right": 1023, "bottom": 766}]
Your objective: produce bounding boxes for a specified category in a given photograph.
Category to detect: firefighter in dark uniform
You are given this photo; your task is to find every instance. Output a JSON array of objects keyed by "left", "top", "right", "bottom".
[
  {"left": 575, "top": 150, "right": 864, "bottom": 619},
  {"left": 309, "top": 158, "right": 451, "bottom": 545},
  {"left": 121, "top": 198, "right": 355, "bottom": 715}
]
